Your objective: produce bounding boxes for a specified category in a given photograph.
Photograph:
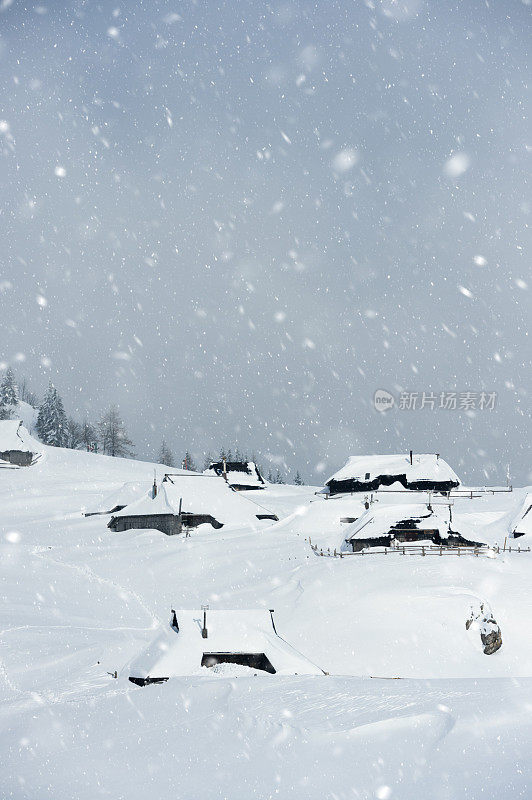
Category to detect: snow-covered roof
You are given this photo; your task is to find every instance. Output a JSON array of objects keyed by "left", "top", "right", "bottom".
[
  {"left": 204, "top": 461, "right": 265, "bottom": 488},
  {"left": 110, "top": 484, "right": 175, "bottom": 517},
  {"left": 0, "top": 420, "right": 41, "bottom": 454},
  {"left": 110, "top": 475, "right": 274, "bottom": 528},
  {"left": 128, "top": 609, "right": 323, "bottom": 679},
  {"left": 343, "top": 502, "right": 481, "bottom": 544},
  {"left": 96, "top": 481, "right": 153, "bottom": 513},
  {"left": 325, "top": 453, "right": 460, "bottom": 491},
  {"left": 510, "top": 493, "right": 532, "bottom": 538}
]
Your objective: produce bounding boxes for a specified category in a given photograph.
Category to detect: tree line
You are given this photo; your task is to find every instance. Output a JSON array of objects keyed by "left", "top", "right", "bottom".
[
  {"left": 0, "top": 368, "right": 304, "bottom": 483},
  {"left": 0, "top": 369, "right": 134, "bottom": 457}
]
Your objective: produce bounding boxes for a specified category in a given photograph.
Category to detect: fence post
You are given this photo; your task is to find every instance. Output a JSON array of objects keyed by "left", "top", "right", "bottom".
[
  {"left": 458, "top": 547, "right": 460, "bottom": 557},
  {"left": 385, "top": 548, "right": 387, "bottom": 555},
  {"left": 403, "top": 546, "right": 405, "bottom": 555},
  {"left": 334, "top": 548, "right": 337, "bottom": 557},
  {"left": 422, "top": 546, "right": 425, "bottom": 557}
]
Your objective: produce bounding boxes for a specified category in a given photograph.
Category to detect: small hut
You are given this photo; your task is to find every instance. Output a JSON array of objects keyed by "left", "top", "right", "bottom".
[
  {"left": 128, "top": 609, "right": 323, "bottom": 685},
  {"left": 324, "top": 453, "right": 460, "bottom": 496},
  {"left": 343, "top": 503, "right": 484, "bottom": 552},
  {"left": 107, "top": 484, "right": 183, "bottom": 536},
  {"left": 0, "top": 420, "right": 40, "bottom": 466},
  {"left": 108, "top": 474, "right": 277, "bottom": 537},
  {"left": 204, "top": 460, "right": 266, "bottom": 491}
]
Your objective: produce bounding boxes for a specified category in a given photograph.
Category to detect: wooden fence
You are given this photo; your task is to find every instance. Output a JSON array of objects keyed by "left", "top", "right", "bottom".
[{"left": 307, "top": 539, "right": 531, "bottom": 559}]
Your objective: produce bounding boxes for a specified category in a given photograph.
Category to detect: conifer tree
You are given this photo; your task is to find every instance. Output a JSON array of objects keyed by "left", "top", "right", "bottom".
[
  {"left": 97, "top": 406, "right": 134, "bottom": 458},
  {"left": 36, "top": 382, "right": 67, "bottom": 446},
  {"left": 203, "top": 452, "right": 214, "bottom": 470},
  {"left": 294, "top": 470, "right": 304, "bottom": 485},
  {"left": 183, "top": 450, "right": 197, "bottom": 471},
  {"left": 0, "top": 368, "right": 18, "bottom": 408},
  {"left": 158, "top": 439, "right": 175, "bottom": 467}
]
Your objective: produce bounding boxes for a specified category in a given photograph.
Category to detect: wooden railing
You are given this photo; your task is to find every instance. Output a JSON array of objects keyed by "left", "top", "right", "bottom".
[{"left": 306, "top": 539, "right": 531, "bottom": 558}]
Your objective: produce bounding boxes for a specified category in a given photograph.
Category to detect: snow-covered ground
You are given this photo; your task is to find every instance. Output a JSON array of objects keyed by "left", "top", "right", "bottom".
[{"left": 1, "top": 445, "right": 532, "bottom": 799}]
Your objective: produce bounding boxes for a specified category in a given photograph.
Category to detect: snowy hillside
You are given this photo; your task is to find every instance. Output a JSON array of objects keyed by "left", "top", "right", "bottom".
[{"left": 1, "top": 444, "right": 532, "bottom": 799}]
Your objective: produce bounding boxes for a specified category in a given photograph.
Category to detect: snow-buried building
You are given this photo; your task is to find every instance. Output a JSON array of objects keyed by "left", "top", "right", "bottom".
[
  {"left": 204, "top": 460, "right": 266, "bottom": 491},
  {"left": 325, "top": 453, "right": 460, "bottom": 496},
  {"left": 128, "top": 609, "right": 323, "bottom": 684},
  {"left": 509, "top": 493, "right": 532, "bottom": 540},
  {"left": 108, "top": 474, "right": 277, "bottom": 536},
  {"left": 343, "top": 503, "right": 484, "bottom": 552},
  {"left": 0, "top": 420, "right": 41, "bottom": 466}
]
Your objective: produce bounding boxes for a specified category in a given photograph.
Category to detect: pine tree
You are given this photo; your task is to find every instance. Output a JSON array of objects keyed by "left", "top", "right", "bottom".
[
  {"left": 294, "top": 470, "right": 304, "bottom": 485},
  {"left": 36, "top": 382, "right": 67, "bottom": 446},
  {"left": 183, "top": 450, "right": 197, "bottom": 471},
  {"left": 0, "top": 368, "right": 18, "bottom": 407},
  {"left": 275, "top": 469, "right": 285, "bottom": 484},
  {"left": 203, "top": 452, "right": 214, "bottom": 470},
  {"left": 158, "top": 439, "right": 175, "bottom": 467},
  {"left": 97, "top": 406, "right": 135, "bottom": 458}
]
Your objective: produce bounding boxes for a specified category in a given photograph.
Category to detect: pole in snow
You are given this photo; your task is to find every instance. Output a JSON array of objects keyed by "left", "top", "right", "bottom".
[
  {"left": 269, "top": 609, "right": 278, "bottom": 634},
  {"left": 201, "top": 604, "right": 209, "bottom": 638}
]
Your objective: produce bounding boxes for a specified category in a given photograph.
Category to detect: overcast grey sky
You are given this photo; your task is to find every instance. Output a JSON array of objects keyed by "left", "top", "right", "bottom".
[{"left": 1, "top": 0, "right": 530, "bottom": 484}]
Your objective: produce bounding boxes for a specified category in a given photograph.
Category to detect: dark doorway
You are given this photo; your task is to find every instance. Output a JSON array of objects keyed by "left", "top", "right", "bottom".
[{"left": 201, "top": 652, "right": 276, "bottom": 673}]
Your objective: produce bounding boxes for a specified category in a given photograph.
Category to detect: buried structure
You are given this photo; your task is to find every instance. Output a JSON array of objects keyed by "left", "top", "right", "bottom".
[
  {"left": 128, "top": 609, "right": 324, "bottom": 685},
  {"left": 204, "top": 460, "right": 266, "bottom": 491},
  {"left": 343, "top": 503, "right": 485, "bottom": 553},
  {"left": 509, "top": 492, "right": 532, "bottom": 540},
  {"left": 324, "top": 453, "right": 460, "bottom": 496},
  {"left": 108, "top": 474, "right": 278, "bottom": 536},
  {"left": 0, "top": 420, "right": 40, "bottom": 467}
]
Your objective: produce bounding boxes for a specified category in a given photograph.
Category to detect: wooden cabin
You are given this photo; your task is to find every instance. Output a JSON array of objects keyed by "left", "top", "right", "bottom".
[{"left": 325, "top": 453, "right": 460, "bottom": 496}]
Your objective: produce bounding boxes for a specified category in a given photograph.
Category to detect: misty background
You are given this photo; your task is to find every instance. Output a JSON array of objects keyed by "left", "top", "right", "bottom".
[{"left": 0, "top": 0, "right": 530, "bottom": 484}]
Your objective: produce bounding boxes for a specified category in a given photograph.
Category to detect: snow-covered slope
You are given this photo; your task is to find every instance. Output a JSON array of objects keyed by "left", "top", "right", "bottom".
[
  {"left": 0, "top": 419, "right": 42, "bottom": 455},
  {"left": 1, "top": 444, "right": 532, "bottom": 799}
]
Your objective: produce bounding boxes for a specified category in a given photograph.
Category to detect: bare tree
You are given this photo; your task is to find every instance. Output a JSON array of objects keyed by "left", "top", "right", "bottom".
[
  {"left": 65, "top": 417, "right": 83, "bottom": 449},
  {"left": 81, "top": 419, "right": 98, "bottom": 451},
  {"left": 98, "top": 406, "right": 135, "bottom": 458},
  {"left": 18, "top": 377, "right": 38, "bottom": 408}
]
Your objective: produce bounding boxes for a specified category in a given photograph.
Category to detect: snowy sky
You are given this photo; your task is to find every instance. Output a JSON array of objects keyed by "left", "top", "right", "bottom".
[{"left": 1, "top": 0, "right": 530, "bottom": 483}]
